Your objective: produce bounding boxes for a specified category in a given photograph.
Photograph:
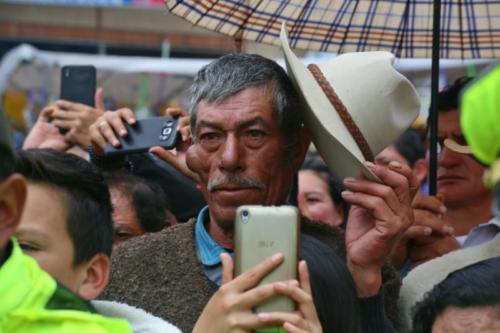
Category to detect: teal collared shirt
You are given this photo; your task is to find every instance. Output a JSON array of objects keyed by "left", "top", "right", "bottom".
[{"left": 194, "top": 206, "right": 231, "bottom": 285}]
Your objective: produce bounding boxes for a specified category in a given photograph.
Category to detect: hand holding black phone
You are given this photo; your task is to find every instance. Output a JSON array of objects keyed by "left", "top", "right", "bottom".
[
  {"left": 104, "top": 116, "right": 178, "bottom": 156},
  {"left": 58, "top": 65, "right": 96, "bottom": 134}
]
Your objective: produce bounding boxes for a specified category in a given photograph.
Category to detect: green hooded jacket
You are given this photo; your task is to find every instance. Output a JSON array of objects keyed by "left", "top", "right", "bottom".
[{"left": 0, "top": 239, "right": 132, "bottom": 333}]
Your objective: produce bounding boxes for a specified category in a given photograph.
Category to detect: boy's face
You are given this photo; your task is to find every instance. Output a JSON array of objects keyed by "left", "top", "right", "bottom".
[{"left": 14, "top": 182, "right": 86, "bottom": 291}]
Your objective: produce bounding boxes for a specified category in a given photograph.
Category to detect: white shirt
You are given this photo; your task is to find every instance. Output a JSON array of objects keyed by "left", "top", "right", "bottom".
[{"left": 455, "top": 217, "right": 500, "bottom": 247}]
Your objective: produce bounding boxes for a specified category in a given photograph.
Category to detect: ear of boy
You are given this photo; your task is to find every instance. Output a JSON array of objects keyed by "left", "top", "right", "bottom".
[
  {"left": 0, "top": 175, "right": 27, "bottom": 261},
  {"left": 76, "top": 253, "right": 111, "bottom": 300}
]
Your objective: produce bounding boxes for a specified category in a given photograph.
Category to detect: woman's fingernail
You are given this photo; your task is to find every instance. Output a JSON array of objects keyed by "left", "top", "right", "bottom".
[
  {"left": 389, "top": 161, "right": 403, "bottom": 169},
  {"left": 119, "top": 129, "right": 127, "bottom": 136},
  {"left": 128, "top": 118, "right": 136, "bottom": 124},
  {"left": 344, "top": 177, "right": 356, "bottom": 183},
  {"left": 443, "top": 226, "right": 454, "bottom": 235},
  {"left": 113, "top": 140, "right": 120, "bottom": 146},
  {"left": 341, "top": 190, "right": 354, "bottom": 198},
  {"left": 439, "top": 205, "right": 447, "bottom": 213},
  {"left": 364, "top": 161, "right": 376, "bottom": 168},
  {"left": 276, "top": 282, "right": 287, "bottom": 288},
  {"left": 272, "top": 253, "right": 283, "bottom": 262},
  {"left": 424, "top": 227, "right": 432, "bottom": 235},
  {"left": 258, "top": 313, "right": 270, "bottom": 321}
]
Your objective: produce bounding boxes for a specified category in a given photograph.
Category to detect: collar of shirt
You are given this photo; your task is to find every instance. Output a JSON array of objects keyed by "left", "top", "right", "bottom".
[
  {"left": 194, "top": 206, "right": 229, "bottom": 266},
  {"left": 460, "top": 216, "right": 500, "bottom": 247}
]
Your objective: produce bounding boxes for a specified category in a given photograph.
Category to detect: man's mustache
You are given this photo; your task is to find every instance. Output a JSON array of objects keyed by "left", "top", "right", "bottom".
[{"left": 207, "top": 175, "right": 266, "bottom": 192}]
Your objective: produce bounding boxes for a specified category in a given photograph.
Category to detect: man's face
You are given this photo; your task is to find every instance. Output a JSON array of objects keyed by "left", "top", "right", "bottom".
[
  {"left": 437, "top": 111, "right": 489, "bottom": 205},
  {"left": 375, "top": 145, "right": 410, "bottom": 167},
  {"left": 109, "top": 188, "right": 144, "bottom": 247},
  {"left": 15, "top": 182, "right": 85, "bottom": 291},
  {"left": 186, "top": 87, "right": 296, "bottom": 229}
]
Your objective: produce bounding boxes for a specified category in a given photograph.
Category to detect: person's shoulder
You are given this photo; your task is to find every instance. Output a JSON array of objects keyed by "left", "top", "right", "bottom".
[
  {"left": 112, "top": 219, "right": 196, "bottom": 260},
  {"left": 92, "top": 300, "right": 182, "bottom": 333}
]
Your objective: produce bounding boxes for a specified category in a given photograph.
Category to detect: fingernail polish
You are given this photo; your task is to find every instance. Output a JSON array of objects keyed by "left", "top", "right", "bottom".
[
  {"left": 120, "top": 129, "right": 127, "bottom": 136},
  {"left": 344, "top": 177, "right": 356, "bottom": 183},
  {"left": 424, "top": 227, "right": 432, "bottom": 235},
  {"left": 364, "top": 161, "right": 376, "bottom": 168},
  {"left": 341, "top": 190, "right": 354, "bottom": 197},
  {"left": 440, "top": 205, "right": 447, "bottom": 213}
]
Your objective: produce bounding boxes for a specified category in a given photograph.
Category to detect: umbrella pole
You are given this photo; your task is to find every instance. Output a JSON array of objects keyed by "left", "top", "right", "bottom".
[{"left": 429, "top": 0, "right": 441, "bottom": 196}]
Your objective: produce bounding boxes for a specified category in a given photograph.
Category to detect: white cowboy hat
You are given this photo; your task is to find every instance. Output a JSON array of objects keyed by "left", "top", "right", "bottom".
[{"left": 280, "top": 23, "right": 421, "bottom": 182}]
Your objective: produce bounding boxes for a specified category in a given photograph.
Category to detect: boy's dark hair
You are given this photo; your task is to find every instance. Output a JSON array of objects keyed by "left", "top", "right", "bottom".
[
  {"left": 394, "top": 128, "right": 426, "bottom": 167},
  {"left": 104, "top": 173, "right": 170, "bottom": 232},
  {"left": 0, "top": 109, "right": 15, "bottom": 181},
  {"left": 0, "top": 145, "right": 15, "bottom": 181},
  {"left": 412, "top": 257, "right": 500, "bottom": 333},
  {"left": 15, "top": 149, "right": 113, "bottom": 265},
  {"left": 436, "top": 76, "right": 474, "bottom": 112}
]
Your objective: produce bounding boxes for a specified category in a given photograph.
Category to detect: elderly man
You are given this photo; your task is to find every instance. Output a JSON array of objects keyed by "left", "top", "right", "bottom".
[{"left": 91, "top": 54, "right": 415, "bottom": 332}]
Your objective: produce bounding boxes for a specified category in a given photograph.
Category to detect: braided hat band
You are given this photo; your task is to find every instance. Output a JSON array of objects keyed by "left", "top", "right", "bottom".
[{"left": 307, "top": 63, "right": 374, "bottom": 162}]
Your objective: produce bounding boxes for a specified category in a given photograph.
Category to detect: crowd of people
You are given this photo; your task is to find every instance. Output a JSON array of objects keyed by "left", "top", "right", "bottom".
[{"left": 0, "top": 29, "right": 499, "bottom": 333}]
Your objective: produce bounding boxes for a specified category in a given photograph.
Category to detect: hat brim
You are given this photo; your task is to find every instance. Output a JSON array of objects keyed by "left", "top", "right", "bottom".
[{"left": 280, "top": 24, "right": 380, "bottom": 182}]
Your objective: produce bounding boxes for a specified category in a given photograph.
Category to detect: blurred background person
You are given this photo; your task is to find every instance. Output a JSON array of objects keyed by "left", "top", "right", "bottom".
[
  {"left": 399, "top": 67, "right": 500, "bottom": 331},
  {"left": 375, "top": 128, "right": 427, "bottom": 186},
  {"left": 104, "top": 173, "right": 176, "bottom": 246},
  {"left": 298, "top": 157, "right": 348, "bottom": 228},
  {"left": 393, "top": 77, "right": 495, "bottom": 271}
]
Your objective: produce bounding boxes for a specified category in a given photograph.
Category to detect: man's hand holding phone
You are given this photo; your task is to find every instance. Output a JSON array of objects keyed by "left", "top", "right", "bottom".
[
  {"left": 90, "top": 107, "right": 201, "bottom": 182},
  {"left": 193, "top": 253, "right": 322, "bottom": 333},
  {"left": 51, "top": 88, "right": 105, "bottom": 148}
]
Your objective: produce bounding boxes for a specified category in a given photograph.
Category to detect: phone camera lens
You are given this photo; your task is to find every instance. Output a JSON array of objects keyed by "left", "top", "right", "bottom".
[{"left": 241, "top": 210, "right": 249, "bottom": 223}]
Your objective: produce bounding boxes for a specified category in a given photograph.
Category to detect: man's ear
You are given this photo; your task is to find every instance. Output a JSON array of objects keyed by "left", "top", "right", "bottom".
[
  {"left": 76, "top": 253, "right": 110, "bottom": 300},
  {"left": 0, "top": 174, "right": 27, "bottom": 249},
  {"left": 292, "top": 126, "right": 312, "bottom": 171}
]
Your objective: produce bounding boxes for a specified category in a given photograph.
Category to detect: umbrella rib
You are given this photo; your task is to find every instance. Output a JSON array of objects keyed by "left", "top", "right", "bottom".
[
  {"left": 393, "top": 0, "right": 411, "bottom": 58},
  {"left": 233, "top": 0, "right": 266, "bottom": 42},
  {"left": 338, "top": 0, "right": 360, "bottom": 54},
  {"left": 289, "top": 0, "right": 315, "bottom": 49},
  {"left": 458, "top": 0, "right": 465, "bottom": 59},
  {"left": 192, "top": 1, "right": 218, "bottom": 27}
]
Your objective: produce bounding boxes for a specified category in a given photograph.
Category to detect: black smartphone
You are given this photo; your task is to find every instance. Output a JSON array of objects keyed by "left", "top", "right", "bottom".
[
  {"left": 59, "top": 65, "right": 97, "bottom": 134},
  {"left": 104, "top": 116, "right": 178, "bottom": 156}
]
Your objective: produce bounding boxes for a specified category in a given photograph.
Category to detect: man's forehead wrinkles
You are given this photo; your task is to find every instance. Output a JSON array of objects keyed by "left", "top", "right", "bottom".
[{"left": 196, "top": 115, "right": 272, "bottom": 132}]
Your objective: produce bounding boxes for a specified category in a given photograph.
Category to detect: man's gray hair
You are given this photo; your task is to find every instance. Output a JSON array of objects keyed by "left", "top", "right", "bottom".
[{"left": 188, "top": 54, "right": 302, "bottom": 152}]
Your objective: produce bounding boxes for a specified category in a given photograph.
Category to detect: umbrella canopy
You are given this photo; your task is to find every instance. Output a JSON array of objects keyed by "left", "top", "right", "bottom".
[
  {"left": 166, "top": 0, "right": 500, "bottom": 195},
  {"left": 166, "top": 0, "right": 500, "bottom": 59}
]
